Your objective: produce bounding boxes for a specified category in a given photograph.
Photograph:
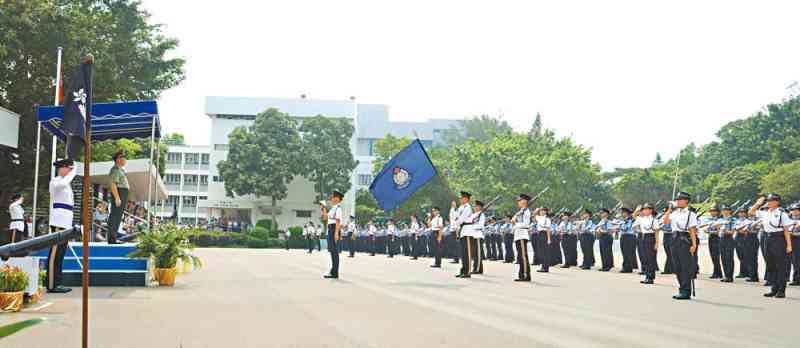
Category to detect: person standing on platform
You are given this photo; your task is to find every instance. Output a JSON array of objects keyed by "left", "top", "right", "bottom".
[
  {"left": 322, "top": 190, "right": 344, "bottom": 279},
  {"left": 788, "top": 203, "right": 800, "bottom": 286},
  {"left": 47, "top": 159, "right": 77, "bottom": 293},
  {"left": 346, "top": 216, "right": 357, "bottom": 258},
  {"left": 453, "top": 192, "right": 474, "bottom": 278},
  {"left": 7, "top": 194, "right": 25, "bottom": 244},
  {"left": 634, "top": 203, "right": 659, "bottom": 284},
  {"left": 534, "top": 207, "right": 552, "bottom": 273},
  {"left": 107, "top": 151, "right": 129, "bottom": 244},
  {"left": 503, "top": 215, "right": 515, "bottom": 263},
  {"left": 660, "top": 207, "right": 675, "bottom": 275},
  {"left": 512, "top": 194, "right": 532, "bottom": 281},
  {"left": 595, "top": 208, "right": 616, "bottom": 271},
  {"left": 662, "top": 192, "right": 699, "bottom": 300},
  {"left": 749, "top": 194, "right": 793, "bottom": 298},
  {"left": 429, "top": 207, "right": 444, "bottom": 268},
  {"left": 577, "top": 209, "right": 595, "bottom": 270}
]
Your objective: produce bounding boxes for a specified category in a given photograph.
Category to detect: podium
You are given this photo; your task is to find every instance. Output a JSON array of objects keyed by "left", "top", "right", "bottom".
[{"left": 33, "top": 242, "right": 150, "bottom": 287}]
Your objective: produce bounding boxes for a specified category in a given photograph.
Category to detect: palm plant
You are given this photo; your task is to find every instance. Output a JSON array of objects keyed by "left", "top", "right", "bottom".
[{"left": 128, "top": 224, "right": 202, "bottom": 269}]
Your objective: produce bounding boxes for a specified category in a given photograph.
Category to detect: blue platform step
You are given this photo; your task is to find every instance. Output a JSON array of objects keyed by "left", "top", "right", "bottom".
[{"left": 33, "top": 242, "right": 150, "bottom": 287}]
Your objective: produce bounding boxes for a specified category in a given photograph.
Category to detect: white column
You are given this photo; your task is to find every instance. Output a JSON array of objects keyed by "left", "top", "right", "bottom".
[{"left": 348, "top": 97, "right": 358, "bottom": 219}]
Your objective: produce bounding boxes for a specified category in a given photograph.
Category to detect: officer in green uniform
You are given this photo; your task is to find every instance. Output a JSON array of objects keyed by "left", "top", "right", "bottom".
[{"left": 107, "top": 150, "right": 130, "bottom": 244}]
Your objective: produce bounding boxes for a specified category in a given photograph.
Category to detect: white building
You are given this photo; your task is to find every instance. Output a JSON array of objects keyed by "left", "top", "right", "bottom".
[{"left": 170, "top": 96, "right": 461, "bottom": 230}]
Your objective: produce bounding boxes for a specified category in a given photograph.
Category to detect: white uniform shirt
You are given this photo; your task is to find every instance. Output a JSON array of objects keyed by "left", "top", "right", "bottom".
[
  {"left": 8, "top": 200, "right": 24, "bottom": 231},
  {"left": 535, "top": 216, "right": 552, "bottom": 232},
  {"left": 411, "top": 221, "right": 421, "bottom": 235},
  {"left": 49, "top": 170, "right": 78, "bottom": 229},
  {"left": 513, "top": 208, "right": 532, "bottom": 241},
  {"left": 368, "top": 225, "right": 376, "bottom": 236},
  {"left": 453, "top": 203, "right": 474, "bottom": 238},
  {"left": 667, "top": 208, "right": 699, "bottom": 233},
  {"left": 634, "top": 216, "right": 659, "bottom": 234},
  {"left": 327, "top": 204, "right": 342, "bottom": 225},
  {"left": 346, "top": 222, "right": 356, "bottom": 234},
  {"left": 430, "top": 216, "right": 444, "bottom": 232},
  {"left": 462, "top": 210, "right": 485, "bottom": 239},
  {"left": 755, "top": 208, "right": 792, "bottom": 233}
]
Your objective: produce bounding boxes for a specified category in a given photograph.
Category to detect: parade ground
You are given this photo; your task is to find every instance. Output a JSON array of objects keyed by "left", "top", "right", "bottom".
[{"left": 2, "top": 247, "right": 798, "bottom": 348}]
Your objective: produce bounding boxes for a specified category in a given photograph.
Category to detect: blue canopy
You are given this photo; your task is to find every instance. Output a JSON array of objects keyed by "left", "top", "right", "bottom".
[{"left": 37, "top": 100, "right": 161, "bottom": 142}]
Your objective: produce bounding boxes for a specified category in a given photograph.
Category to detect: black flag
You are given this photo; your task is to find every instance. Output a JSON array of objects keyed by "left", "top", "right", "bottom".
[{"left": 63, "top": 61, "right": 93, "bottom": 159}]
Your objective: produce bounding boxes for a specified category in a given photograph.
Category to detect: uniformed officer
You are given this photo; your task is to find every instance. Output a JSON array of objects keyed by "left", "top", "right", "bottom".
[
  {"left": 533, "top": 207, "right": 552, "bottom": 273},
  {"left": 749, "top": 194, "right": 793, "bottom": 298},
  {"left": 577, "top": 209, "right": 595, "bottom": 270},
  {"left": 47, "top": 159, "right": 77, "bottom": 293},
  {"left": 549, "top": 213, "right": 562, "bottom": 267},
  {"left": 453, "top": 191, "right": 474, "bottom": 278},
  {"left": 734, "top": 208, "right": 758, "bottom": 282},
  {"left": 428, "top": 207, "right": 445, "bottom": 268},
  {"left": 410, "top": 215, "right": 421, "bottom": 260},
  {"left": 660, "top": 207, "right": 675, "bottom": 275},
  {"left": 321, "top": 190, "right": 344, "bottom": 279},
  {"left": 485, "top": 217, "right": 497, "bottom": 261},
  {"left": 7, "top": 194, "right": 25, "bottom": 244},
  {"left": 502, "top": 215, "right": 515, "bottom": 263},
  {"left": 559, "top": 212, "right": 578, "bottom": 268},
  {"left": 367, "top": 222, "right": 377, "bottom": 256},
  {"left": 346, "top": 216, "right": 357, "bottom": 258},
  {"left": 633, "top": 203, "right": 659, "bottom": 284},
  {"left": 700, "top": 206, "right": 723, "bottom": 279},
  {"left": 717, "top": 205, "right": 736, "bottom": 282},
  {"left": 662, "top": 192, "right": 699, "bottom": 300},
  {"left": 595, "top": 208, "right": 616, "bottom": 271},
  {"left": 107, "top": 150, "right": 129, "bottom": 244},
  {"left": 788, "top": 203, "right": 800, "bottom": 286},
  {"left": 618, "top": 207, "right": 636, "bottom": 273},
  {"left": 470, "top": 200, "right": 486, "bottom": 274},
  {"left": 387, "top": 219, "right": 397, "bottom": 258},
  {"left": 512, "top": 194, "right": 532, "bottom": 281}
]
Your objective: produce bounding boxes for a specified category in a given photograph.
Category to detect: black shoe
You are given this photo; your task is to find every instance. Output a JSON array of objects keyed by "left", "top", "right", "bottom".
[
  {"left": 456, "top": 274, "right": 471, "bottom": 278},
  {"left": 450, "top": 261, "right": 459, "bottom": 264},
  {"left": 775, "top": 292, "right": 786, "bottom": 298},
  {"left": 640, "top": 279, "right": 654, "bottom": 284},
  {"left": 764, "top": 291, "right": 777, "bottom": 297},
  {"left": 504, "top": 261, "right": 513, "bottom": 263},
  {"left": 764, "top": 282, "right": 773, "bottom": 287},
  {"left": 430, "top": 265, "right": 441, "bottom": 268},
  {"left": 560, "top": 265, "right": 570, "bottom": 269},
  {"left": 736, "top": 274, "right": 747, "bottom": 278},
  {"left": 721, "top": 278, "right": 733, "bottom": 283},
  {"left": 514, "top": 277, "right": 531, "bottom": 282},
  {"left": 348, "top": 255, "right": 354, "bottom": 258},
  {"left": 472, "top": 271, "right": 483, "bottom": 275},
  {"left": 790, "top": 281, "right": 800, "bottom": 286},
  {"left": 638, "top": 271, "right": 645, "bottom": 275},
  {"left": 411, "top": 257, "right": 418, "bottom": 260},
  {"left": 47, "top": 286, "right": 72, "bottom": 293},
  {"left": 620, "top": 270, "right": 633, "bottom": 274},
  {"left": 323, "top": 274, "right": 339, "bottom": 279},
  {"left": 673, "top": 293, "right": 691, "bottom": 300},
  {"left": 661, "top": 271, "right": 673, "bottom": 275},
  {"left": 746, "top": 278, "right": 759, "bottom": 282},
  {"left": 579, "top": 266, "right": 590, "bottom": 270},
  {"left": 600, "top": 268, "right": 610, "bottom": 272},
  {"left": 709, "top": 275, "right": 722, "bottom": 279},
  {"left": 537, "top": 269, "right": 549, "bottom": 273}
]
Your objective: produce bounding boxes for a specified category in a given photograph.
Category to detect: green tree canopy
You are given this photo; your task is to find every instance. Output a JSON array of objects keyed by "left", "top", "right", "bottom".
[
  {"left": 299, "top": 115, "right": 358, "bottom": 201},
  {"left": 710, "top": 162, "right": 770, "bottom": 204},
  {"left": 761, "top": 160, "right": 800, "bottom": 203},
  {"left": 440, "top": 114, "right": 512, "bottom": 146}
]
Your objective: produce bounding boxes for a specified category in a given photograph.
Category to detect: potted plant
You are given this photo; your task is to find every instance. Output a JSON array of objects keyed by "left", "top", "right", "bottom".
[
  {"left": 128, "top": 224, "right": 202, "bottom": 286},
  {"left": 0, "top": 266, "right": 29, "bottom": 312}
]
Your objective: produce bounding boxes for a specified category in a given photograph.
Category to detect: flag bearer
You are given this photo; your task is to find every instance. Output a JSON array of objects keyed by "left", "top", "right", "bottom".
[
  {"left": 453, "top": 192, "right": 475, "bottom": 278},
  {"left": 662, "top": 192, "right": 699, "bottom": 300},
  {"left": 512, "top": 194, "right": 532, "bottom": 281},
  {"left": 577, "top": 209, "right": 596, "bottom": 270},
  {"left": 47, "top": 159, "right": 77, "bottom": 293},
  {"left": 321, "top": 190, "right": 343, "bottom": 279},
  {"left": 749, "top": 194, "right": 793, "bottom": 298},
  {"left": 718, "top": 206, "right": 736, "bottom": 282},
  {"left": 634, "top": 203, "right": 659, "bottom": 284}
]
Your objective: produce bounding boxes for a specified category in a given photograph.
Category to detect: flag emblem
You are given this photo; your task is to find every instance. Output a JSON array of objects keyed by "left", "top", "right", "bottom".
[{"left": 393, "top": 167, "right": 411, "bottom": 189}]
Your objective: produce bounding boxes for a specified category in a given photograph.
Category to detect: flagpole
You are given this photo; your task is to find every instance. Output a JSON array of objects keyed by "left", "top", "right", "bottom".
[
  {"left": 81, "top": 53, "right": 94, "bottom": 348},
  {"left": 34, "top": 48, "right": 64, "bottom": 228},
  {"left": 671, "top": 149, "right": 681, "bottom": 200},
  {"left": 50, "top": 48, "right": 63, "bottom": 179}
]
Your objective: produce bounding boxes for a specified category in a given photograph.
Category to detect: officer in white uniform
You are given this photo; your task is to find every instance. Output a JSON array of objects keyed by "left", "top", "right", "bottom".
[
  {"left": 367, "top": 222, "right": 377, "bottom": 256},
  {"left": 322, "top": 190, "right": 344, "bottom": 279},
  {"left": 429, "top": 207, "right": 445, "bottom": 268},
  {"left": 512, "top": 194, "right": 532, "bottom": 281},
  {"left": 534, "top": 207, "right": 552, "bottom": 273},
  {"left": 453, "top": 191, "right": 474, "bottom": 278},
  {"left": 48, "top": 159, "right": 77, "bottom": 293},
  {"left": 346, "top": 216, "right": 357, "bottom": 258},
  {"left": 387, "top": 219, "right": 397, "bottom": 258},
  {"left": 634, "top": 203, "right": 660, "bottom": 284},
  {"left": 749, "top": 194, "right": 793, "bottom": 298},
  {"left": 410, "top": 216, "right": 421, "bottom": 260},
  {"left": 470, "top": 200, "right": 486, "bottom": 274},
  {"left": 7, "top": 194, "right": 25, "bottom": 244},
  {"left": 662, "top": 192, "right": 699, "bottom": 300}
]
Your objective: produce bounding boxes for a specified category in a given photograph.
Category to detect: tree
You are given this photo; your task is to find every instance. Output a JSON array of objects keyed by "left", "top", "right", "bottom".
[
  {"left": 528, "top": 112, "right": 542, "bottom": 140},
  {"left": 440, "top": 114, "right": 512, "bottom": 146},
  {"left": 710, "top": 162, "right": 770, "bottom": 204},
  {"left": 298, "top": 115, "right": 358, "bottom": 201},
  {"left": 162, "top": 133, "right": 186, "bottom": 145},
  {"left": 355, "top": 189, "right": 382, "bottom": 224},
  {"left": 0, "top": 0, "right": 185, "bottom": 223},
  {"left": 217, "top": 108, "right": 302, "bottom": 228},
  {"left": 653, "top": 152, "right": 663, "bottom": 165},
  {"left": 612, "top": 169, "right": 673, "bottom": 206},
  {"left": 761, "top": 160, "right": 800, "bottom": 203}
]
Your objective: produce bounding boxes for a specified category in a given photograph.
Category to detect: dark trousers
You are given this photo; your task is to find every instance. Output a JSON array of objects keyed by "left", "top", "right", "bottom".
[
  {"left": 472, "top": 238, "right": 484, "bottom": 273},
  {"left": 662, "top": 233, "right": 674, "bottom": 273},
  {"left": 765, "top": 234, "right": 788, "bottom": 293},
  {"left": 107, "top": 187, "right": 128, "bottom": 243},
  {"left": 671, "top": 235, "right": 694, "bottom": 295},
  {"left": 504, "top": 234, "right": 515, "bottom": 262},
  {"left": 47, "top": 226, "right": 68, "bottom": 290},
  {"left": 531, "top": 233, "right": 541, "bottom": 265},
  {"left": 537, "top": 233, "right": 550, "bottom": 271},
  {"left": 487, "top": 235, "right": 497, "bottom": 260},
  {"left": 642, "top": 234, "right": 657, "bottom": 280},
  {"left": 636, "top": 235, "right": 645, "bottom": 270},
  {"left": 620, "top": 234, "right": 636, "bottom": 271},
  {"left": 388, "top": 236, "right": 396, "bottom": 257},
  {"left": 316, "top": 237, "right": 321, "bottom": 251},
  {"left": 516, "top": 239, "right": 531, "bottom": 279},
  {"left": 761, "top": 233, "right": 769, "bottom": 280},
  {"left": 599, "top": 233, "right": 614, "bottom": 270},
  {"left": 327, "top": 224, "right": 339, "bottom": 276},
  {"left": 448, "top": 234, "right": 460, "bottom": 262},
  {"left": 349, "top": 235, "right": 356, "bottom": 257},
  {"left": 720, "top": 234, "right": 735, "bottom": 280},
  {"left": 708, "top": 235, "right": 722, "bottom": 277},
  {"left": 744, "top": 234, "right": 760, "bottom": 280},
  {"left": 401, "top": 236, "right": 410, "bottom": 256},
  {"left": 460, "top": 236, "right": 473, "bottom": 276},
  {"left": 550, "top": 234, "right": 561, "bottom": 265},
  {"left": 495, "top": 235, "right": 504, "bottom": 261},
  {"left": 562, "top": 234, "right": 578, "bottom": 266},
  {"left": 735, "top": 234, "right": 746, "bottom": 276},
  {"left": 579, "top": 234, "right": 595, "bottom": 267},
  {"left": 792, "top": 236, "right": 800, "bottom": 282},
  {"left": 411, "top": 236, "right": 419, "bottom": 258},
  {"left": 306, "top": 237, "right": 314, "bottom": 252},
  {"left": 433, "top": 232, "right": 443, "bottom": 266}
]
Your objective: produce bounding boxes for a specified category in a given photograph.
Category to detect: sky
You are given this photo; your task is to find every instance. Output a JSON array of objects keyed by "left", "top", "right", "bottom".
[{"left": 141, "top": 0, "right": 800, "bottom": 170}]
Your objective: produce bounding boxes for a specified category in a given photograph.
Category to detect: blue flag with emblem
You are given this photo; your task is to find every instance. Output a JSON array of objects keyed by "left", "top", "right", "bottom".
[{"left": 369, "top": 139, "right": 438, "bottom": 212}]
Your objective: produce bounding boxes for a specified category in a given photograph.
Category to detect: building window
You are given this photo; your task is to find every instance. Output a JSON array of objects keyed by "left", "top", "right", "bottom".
[
  {"left": 357, "top": 138, "right": 378, "bottom": 156},
  {"left": 217, "top": 114, "right": 256, "bottom": 120},
  {"left": 214, "top": 144, "right": 229, "bottom": 151},
  {"left": 185, "top": 153, "right": 199, "bottom": 165},
  {"left": 199, "top": 175, "right": 208, "bottom": 185},
  {"left": 167, "top": 195, "right": 179, "bottom": 206},
  {"left": 184, "top": 174, "right": 198, "bottom": 185},
  {"left": 182, "top": 196, "right": 197, "bottom": 207},
  {"left": 167, "top": 152, "right": 182, "bottom": 163},
  {"left": 165, "top": 174, "right": 181, "bottom": 185},
  {"left": 201, "top": 154, "right": 210, "bottom": 165},
  {"left": 358, "top": 174, "right": 372, "bottom": 186},
  {"left": 199, "top": 196, "right": 208, "bottom": 201},
  {"left": 296, "top": 210, "right": 312, "bottom": 218},
  {"left": 213, "top": 175, "right": 224, "bottom": 182}
]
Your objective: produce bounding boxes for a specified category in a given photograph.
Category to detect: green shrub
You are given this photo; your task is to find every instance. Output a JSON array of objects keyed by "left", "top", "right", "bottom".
[
  {"left": 255, "top": 219, "right": 275, "bottom": 231},
  {"left": 0, "top": 266, "right": 29, "bottom": 292},
  {"left": 128, "top": 224, "right": 202, "bottom": 269},
  {"left": 287, "top": 226, "right": 303, "bottom": 238}
]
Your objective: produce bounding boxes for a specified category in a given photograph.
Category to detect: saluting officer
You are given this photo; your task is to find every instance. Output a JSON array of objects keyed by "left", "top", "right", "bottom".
[
  {"left": 453, "top": 191, "right": 475, "bottom": 278},
  {"left": 47, "top": 159, "right": 77, "bottom": 293},
  {"left": 107, "top": 150, "right": 129, "bottom": 244},
  {"left": 321, "top": 190, "right": 344, "bottom": 279},
  {"left": 662, "top": 192, "right": 699, "bottom": 300},
  {"left": 633, "top": 203, "right": 659, "bottom": 284},
  {"left": 577, "top": 209, "right": 595, "bottom": 270},
  {"left": 749, "top": 194, "right": 793, "bottom": 298},
  {"left": 512, "top": 194, "right": 532, "bottom": 281}
]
